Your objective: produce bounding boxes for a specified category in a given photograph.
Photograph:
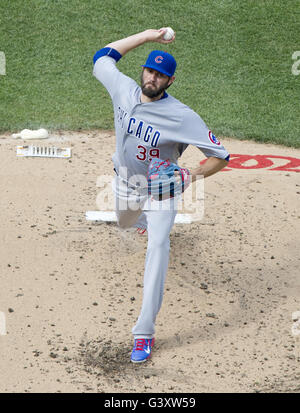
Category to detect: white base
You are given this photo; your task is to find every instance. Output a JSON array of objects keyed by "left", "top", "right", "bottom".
[{"left": 12, "top": 128, "right": 49, "bottom": 140}]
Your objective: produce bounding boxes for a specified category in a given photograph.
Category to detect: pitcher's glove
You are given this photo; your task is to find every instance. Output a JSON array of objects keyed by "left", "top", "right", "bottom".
[{"left": 147, "top": 158, "right": 191, "bottom": 201}]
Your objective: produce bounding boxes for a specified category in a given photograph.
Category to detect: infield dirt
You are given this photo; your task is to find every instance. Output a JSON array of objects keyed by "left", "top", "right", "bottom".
[{"left": 0, "top": 130, "right": 299, "bottom": 393}]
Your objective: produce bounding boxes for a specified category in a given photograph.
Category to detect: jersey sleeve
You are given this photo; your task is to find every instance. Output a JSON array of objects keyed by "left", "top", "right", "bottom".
[
  {"left": 93, "top": 47, "right": 137, "bottom": 100},
  {"left": 178, "top": 108, "right": 230, "bottom": 161}
]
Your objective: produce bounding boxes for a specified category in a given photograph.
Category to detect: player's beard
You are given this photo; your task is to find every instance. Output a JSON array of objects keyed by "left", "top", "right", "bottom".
[{"left": 140, "top": 73, "right": 170, "bottom": 99}]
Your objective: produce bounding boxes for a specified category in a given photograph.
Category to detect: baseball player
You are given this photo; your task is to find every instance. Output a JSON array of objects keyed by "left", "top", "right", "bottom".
[{"left": 93, "top": 28, "right": 230, "bottom": 363}]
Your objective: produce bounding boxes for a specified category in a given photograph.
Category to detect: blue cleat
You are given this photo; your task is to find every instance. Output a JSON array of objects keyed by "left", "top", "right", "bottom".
[{"left": 131, "top": 338, "right": 155, "bottom": 363}]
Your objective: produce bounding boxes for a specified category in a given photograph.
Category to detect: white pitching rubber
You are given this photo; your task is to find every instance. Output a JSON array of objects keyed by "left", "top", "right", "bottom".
[
  {"left": 85, "top": 211, "right": 192, "bottom": 224},
  {"left": 0, "top": 312, "right": 6, "bottom": 336}
]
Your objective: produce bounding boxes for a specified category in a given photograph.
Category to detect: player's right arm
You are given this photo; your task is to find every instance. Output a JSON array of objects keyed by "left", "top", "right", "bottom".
[
  {"left": 104, "top": 28, "right": 175, "bottom": 57},
  {"left": 93, "top": 47, "right": 124, "bottom": 99}
]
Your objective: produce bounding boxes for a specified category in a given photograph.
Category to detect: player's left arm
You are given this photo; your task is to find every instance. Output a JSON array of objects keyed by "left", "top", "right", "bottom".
[
  {"left": 189, "top": 156, "right": 229, "bottom": 181},
  {"left": 177, "top": 112, "right": 229, "bottom": 182}
]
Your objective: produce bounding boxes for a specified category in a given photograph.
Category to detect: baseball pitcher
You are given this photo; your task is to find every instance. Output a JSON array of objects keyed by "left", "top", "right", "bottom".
[{"left": 93, "top": 28, "right": 230, "bottom": 363}]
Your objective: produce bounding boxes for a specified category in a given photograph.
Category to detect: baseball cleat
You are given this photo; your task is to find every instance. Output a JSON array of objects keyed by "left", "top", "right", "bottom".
[{"left": 130, "top": 338, "right": 155, "bottom": 363}]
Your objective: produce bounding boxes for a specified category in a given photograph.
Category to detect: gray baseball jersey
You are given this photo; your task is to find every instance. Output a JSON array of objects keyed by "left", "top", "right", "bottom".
[{"left": 93, "top": 48, "right": 230, "bottom": 180}]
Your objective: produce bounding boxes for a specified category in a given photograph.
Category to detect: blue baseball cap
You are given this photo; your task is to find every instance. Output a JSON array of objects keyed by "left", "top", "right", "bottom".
[{"left": 142, "top": 50, "right": 177, "bottom": 77}]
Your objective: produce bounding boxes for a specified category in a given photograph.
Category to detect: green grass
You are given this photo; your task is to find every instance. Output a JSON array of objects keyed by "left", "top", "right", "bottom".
[{"left": 0, "top": 0, "right": 299, "bottom": 147}]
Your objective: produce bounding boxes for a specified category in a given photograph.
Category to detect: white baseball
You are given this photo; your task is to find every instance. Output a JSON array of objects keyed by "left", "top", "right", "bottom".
[{"left": 163, "top": 27, "right": 174, "bottom": 41}]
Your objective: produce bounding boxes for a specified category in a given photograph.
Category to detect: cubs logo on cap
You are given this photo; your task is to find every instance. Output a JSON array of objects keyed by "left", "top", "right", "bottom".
[
  {"left": 155, "top": 55, "right": 164, "bottom": 64},
  {"left": 142, "top": 50, "right": 176, "bottom": 77}
]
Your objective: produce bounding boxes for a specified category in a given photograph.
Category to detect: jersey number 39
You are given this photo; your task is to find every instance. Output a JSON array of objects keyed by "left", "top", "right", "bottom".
[{"left": 136, "top": 145, "right": 160, "bottom": 162}]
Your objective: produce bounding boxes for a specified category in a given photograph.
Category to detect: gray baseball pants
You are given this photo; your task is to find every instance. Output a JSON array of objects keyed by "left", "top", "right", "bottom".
[{"left": 112, "top": 175, "right": 178, "bottom": 339}]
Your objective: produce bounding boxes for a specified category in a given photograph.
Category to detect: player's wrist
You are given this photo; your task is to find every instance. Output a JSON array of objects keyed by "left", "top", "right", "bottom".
[
  {"left": 190, "top": 168, "right": 203, "bottom": 182},
  {"left": 135, "top": 31, "right": 150, "bottom": 44},
  {"left": 143, "top": 29, "right": 157, "bottom": 43},
  {"left": 143, "top": 29, "right": 165, "bottom": 43}
]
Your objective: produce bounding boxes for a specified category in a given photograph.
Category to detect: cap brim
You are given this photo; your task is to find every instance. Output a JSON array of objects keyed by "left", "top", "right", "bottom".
[{"left": 141, "top": 64, "right": 172, "bottom": 77}]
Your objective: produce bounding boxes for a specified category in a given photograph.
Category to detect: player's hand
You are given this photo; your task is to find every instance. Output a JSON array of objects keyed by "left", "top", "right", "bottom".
[{"left": 144, "top": 28, "right": 176, "bottom": 44}]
